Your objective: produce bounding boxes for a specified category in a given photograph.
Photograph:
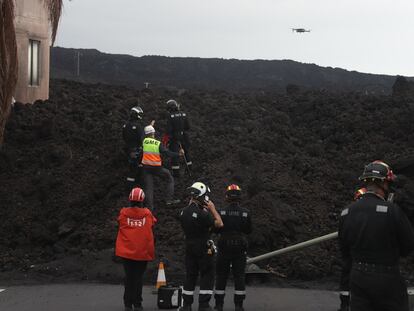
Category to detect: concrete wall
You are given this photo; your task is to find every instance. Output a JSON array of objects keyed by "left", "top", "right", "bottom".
[{"left": 14, "top": 0, "right": 50, "bottom": 103}]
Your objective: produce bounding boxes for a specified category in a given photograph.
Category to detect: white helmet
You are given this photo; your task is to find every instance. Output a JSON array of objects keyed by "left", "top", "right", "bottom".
[
  {"left": 144, "top": 125, "right": 155, "bottom": 135},
  {"left": 188, "top": 182, "right": 211, "bottom": 202}
]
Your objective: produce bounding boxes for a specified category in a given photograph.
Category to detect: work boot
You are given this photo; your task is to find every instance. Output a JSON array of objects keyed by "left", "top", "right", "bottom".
[
  {"left": 214, "top": 305, "right": 223, "bottom": 311},
  {"left": 165, "top": 199, "right": 181, "bottom": 205},
  {"left": 234, "top": 306, "right": 245, "bottom": 311},
  {"left": 198, "top": 306, "right": 213, "bottom": 311},
  {"left": 124, "top": 307, "right": 133, "bottom": 311},
  {"left": 179, "top": 306, "right": 192, "bottom": 311}
]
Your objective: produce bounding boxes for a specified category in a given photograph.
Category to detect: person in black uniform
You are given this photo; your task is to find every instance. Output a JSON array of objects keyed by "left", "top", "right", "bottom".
[
  {"left": 166, "top": 99, "right": 191, "bottom": 177},
  {"left": 179, "top": 182, "right": 223, "bottom": 311},
  {"left": 338, "top": 187, "right": 367, "bottom": 311},
  {"left": 214, "top": 184, "right": 252, "bottom": 311},
  {"left": 339, "top": 160, "right": 414, "bottom": 311},
  {"left": 122, "top": 106, "right": 145, "bottom": 189}
]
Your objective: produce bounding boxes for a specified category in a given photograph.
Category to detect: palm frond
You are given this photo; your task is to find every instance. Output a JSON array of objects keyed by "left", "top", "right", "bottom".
[{"left": 43, "top": 0, "right": 63, "bottom": 44}]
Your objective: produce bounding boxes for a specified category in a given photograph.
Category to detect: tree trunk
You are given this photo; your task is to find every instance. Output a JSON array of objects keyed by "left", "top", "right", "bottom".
[{"left": 0, "top": 0, "right": 18, "bottom": 146}]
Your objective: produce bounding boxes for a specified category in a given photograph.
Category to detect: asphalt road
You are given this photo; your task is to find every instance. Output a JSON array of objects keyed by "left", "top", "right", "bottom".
[{"left": 0, "top": 284, "right": 338, "bottom": 311}]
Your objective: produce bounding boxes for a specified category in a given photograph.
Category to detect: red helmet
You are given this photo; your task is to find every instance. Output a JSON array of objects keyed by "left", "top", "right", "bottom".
[
  {"left": 129, "top": 187, "right": 145, "bottom": 202},
  {"left": 225, "top": 184, "right": 242, "bottom": 201},
  {"left": 353, "top": 187, "right": 367, "bottom": 201}
]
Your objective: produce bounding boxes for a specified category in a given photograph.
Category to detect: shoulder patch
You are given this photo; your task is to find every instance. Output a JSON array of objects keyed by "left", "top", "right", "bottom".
[
  {"left": 242, "top": 212, "right": 248, "bottom": 217},
  {"left": 376, "top": 205, "right": 388, "bottom": 213},
  {"left": 132, "top": 126, "right": 136, "bottom": 129},
  {"left": 341, "top": 208, "right": 349, "bottom": 216},
  {"left": 192, "top": 212, "right": 198, "bottom": 218},
  {"left": 170, "top": 114, "right": 175, "bottom": 118},
  {"left": 182, "top": 113, "right": 186, "bottom": 116},
  {"left": 220, "top": 211, "right": 226, "bottom": 216}
]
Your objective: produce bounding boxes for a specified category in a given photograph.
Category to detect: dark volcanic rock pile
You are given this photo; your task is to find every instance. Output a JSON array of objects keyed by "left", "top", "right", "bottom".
[
  {"left": 1, "top": 79, "right": 414, "bottom": 283},
  {"left": 51, "top": 47, "right": 396, "bottom": 94},
  {"left": 393, "top": 76, "right": 414, "bottom": 97}
]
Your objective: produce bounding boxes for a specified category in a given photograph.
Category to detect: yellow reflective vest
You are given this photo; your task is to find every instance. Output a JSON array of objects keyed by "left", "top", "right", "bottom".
[{"left": 141, "top": 137, "right": 162, "bottom": 166}]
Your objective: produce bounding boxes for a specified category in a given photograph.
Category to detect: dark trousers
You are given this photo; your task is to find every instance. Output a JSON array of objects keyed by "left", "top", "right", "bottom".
[
  {"left": 170, "top": 138, "right": 191, "bottom": 177},
  {"left": 126, "top": 147, "right": 143, "bottom": 189},
  {"left": 122, "top": 259, "right": 148, "bottom": 308},
  {"left": 338, "top": 258, "right": 351, "bottom": 310},
  {"left": 350, "top": 268, "right": 409, "bottom": 311},
  {"left": 183, "top": 241, "right": 215, "bottom": 308},
  {"left": 143, "top": 166, "right": 174, "bottom": 210},
  {"left": 214, "top": 246, "right": 247, "bottom": 307}
]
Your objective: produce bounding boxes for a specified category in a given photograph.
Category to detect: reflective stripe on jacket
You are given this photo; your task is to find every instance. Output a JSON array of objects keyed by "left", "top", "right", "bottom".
[{"left": 141, "top": 137, "right": 162, "bottom": 166}]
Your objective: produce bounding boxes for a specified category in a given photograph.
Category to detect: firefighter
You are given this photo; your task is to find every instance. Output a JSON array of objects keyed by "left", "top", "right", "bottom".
[
  {"left": 338, "top": 187, "right": 367, "bottom": 311},
  {"left": 214, "top": 184, "right": 252, "bottom": 311},
  {"left": 115, "top": 187, "right": 156, "bottom": 311},
  {"left": 165, "top": 99, "right": 191, "bottom": 177},
  {"left": 179, "top": 182, "right": 224, "bottom": 311},
  {"left": 122, "top": 106, "right": 145, "bottom": 188},
  {"left": 339, "top": 160, "right": 414, "bottom": 311},
  {"left": 142, "top": 125, "right": 184, "bottom": 210}
]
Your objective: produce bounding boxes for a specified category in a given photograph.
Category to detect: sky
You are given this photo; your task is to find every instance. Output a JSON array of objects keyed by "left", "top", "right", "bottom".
[{"left": 55, "top": 0, "right": 414, "bottom": 76}]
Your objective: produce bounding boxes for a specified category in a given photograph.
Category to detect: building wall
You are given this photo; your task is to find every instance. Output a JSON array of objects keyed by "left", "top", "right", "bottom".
[{"left": 14, "top": 0, "right": 50, "bottom": 103}]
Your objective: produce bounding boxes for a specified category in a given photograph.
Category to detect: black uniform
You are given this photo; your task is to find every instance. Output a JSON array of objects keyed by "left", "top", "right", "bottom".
[
  {"left": 122, "top": 120, "right": 144, "bottom": 188},
  {"left": 167, "top": 111, "right": 191, "bottom": 177},
  {"left": 214, "top": 203, "right": 252, "bottom": 309},
  {"left": 339, "top": 192, "right": 414, "bottom": 311},
  {"left": 179, "top": 202, "right": 215, "bottom": 309}
]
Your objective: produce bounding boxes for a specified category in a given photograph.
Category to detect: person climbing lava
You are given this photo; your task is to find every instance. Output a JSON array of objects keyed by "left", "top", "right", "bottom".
[
  {"left": 164, "top": 99, "right": 192, "bottom": 178},
  {"left": 141, "top": 125, "right": 184, "bottom": 210}
]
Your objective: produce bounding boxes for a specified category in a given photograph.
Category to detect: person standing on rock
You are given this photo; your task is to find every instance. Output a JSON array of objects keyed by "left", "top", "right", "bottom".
[
  {"left": 164, "top": 99, "right": 192, "bottom": 178},
  {"left": 141, "top": 125, "right": 184, "bottom": 209},
  {"left": 338, "top": 187, "right": 367, "bottom": 311},
  {"left": 122, "top": 106, "right": 145, "bottom": 189},
  {"left": 214, "top": 184, "right": 252, "bottom": 311},
  {"left": 339, "top": 161, "right": 414, "bottom": 311},
  {"left": 179, "top": 182, "right": 223, "bottom": 311},
  {"left": 115, "top": 187, "right": 156, "bottom": 311}
]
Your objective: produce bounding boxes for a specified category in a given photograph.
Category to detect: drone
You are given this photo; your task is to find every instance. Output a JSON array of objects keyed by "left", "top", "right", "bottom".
[{"left": 292, "top": 28, "right": 311, "bottom": 33}]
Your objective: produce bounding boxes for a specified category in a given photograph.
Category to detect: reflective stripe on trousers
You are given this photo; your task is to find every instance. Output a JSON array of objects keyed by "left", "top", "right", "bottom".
[{"left": 182, "top": 289, "right": 194, "bottom": 296}]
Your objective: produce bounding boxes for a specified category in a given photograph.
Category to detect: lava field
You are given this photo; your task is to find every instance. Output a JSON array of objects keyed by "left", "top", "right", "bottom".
[{"left": 1, "top": 79, "right": 414, "bottom": 284}]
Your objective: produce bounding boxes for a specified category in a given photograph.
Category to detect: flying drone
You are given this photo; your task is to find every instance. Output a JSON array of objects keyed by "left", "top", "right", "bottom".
[{"left": 292, "top": 28, "right": 311, "bottom": 33}]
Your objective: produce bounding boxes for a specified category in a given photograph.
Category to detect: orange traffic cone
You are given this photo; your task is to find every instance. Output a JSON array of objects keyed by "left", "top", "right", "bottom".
[{"left": 156, "top": 261, "right": 167, "bottom": 289}]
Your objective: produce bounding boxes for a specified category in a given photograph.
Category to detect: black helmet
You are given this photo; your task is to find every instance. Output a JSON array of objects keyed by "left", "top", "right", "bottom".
[
  {"left": 130, "top": 106, "right": 143, "bottom": 120},
  {"left": 166, "top": 99, "right": 180, "bottom": 112},
  {"left": 359, "top": 160, "right": 396, "bottom": 183},
  {"left": 188, "top": 182, "right": 211, "bottom": 203},
  {"left": 225, "top": 184, "right": 242, "bottom": 202}
]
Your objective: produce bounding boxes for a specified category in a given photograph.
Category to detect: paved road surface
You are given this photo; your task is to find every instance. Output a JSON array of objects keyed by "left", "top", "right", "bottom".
[{"left": 0, "top": 284, "right": 338, "bottom": 311}]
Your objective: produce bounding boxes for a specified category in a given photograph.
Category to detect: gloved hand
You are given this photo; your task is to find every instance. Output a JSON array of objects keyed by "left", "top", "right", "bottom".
[{"left": 207, "top": 240, "right": 217, "bottom": 255}]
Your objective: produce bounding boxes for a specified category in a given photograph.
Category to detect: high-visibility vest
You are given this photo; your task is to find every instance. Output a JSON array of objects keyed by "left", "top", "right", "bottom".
[{"left": 142, "top": 137, "right": 162, "bottom": 166}]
